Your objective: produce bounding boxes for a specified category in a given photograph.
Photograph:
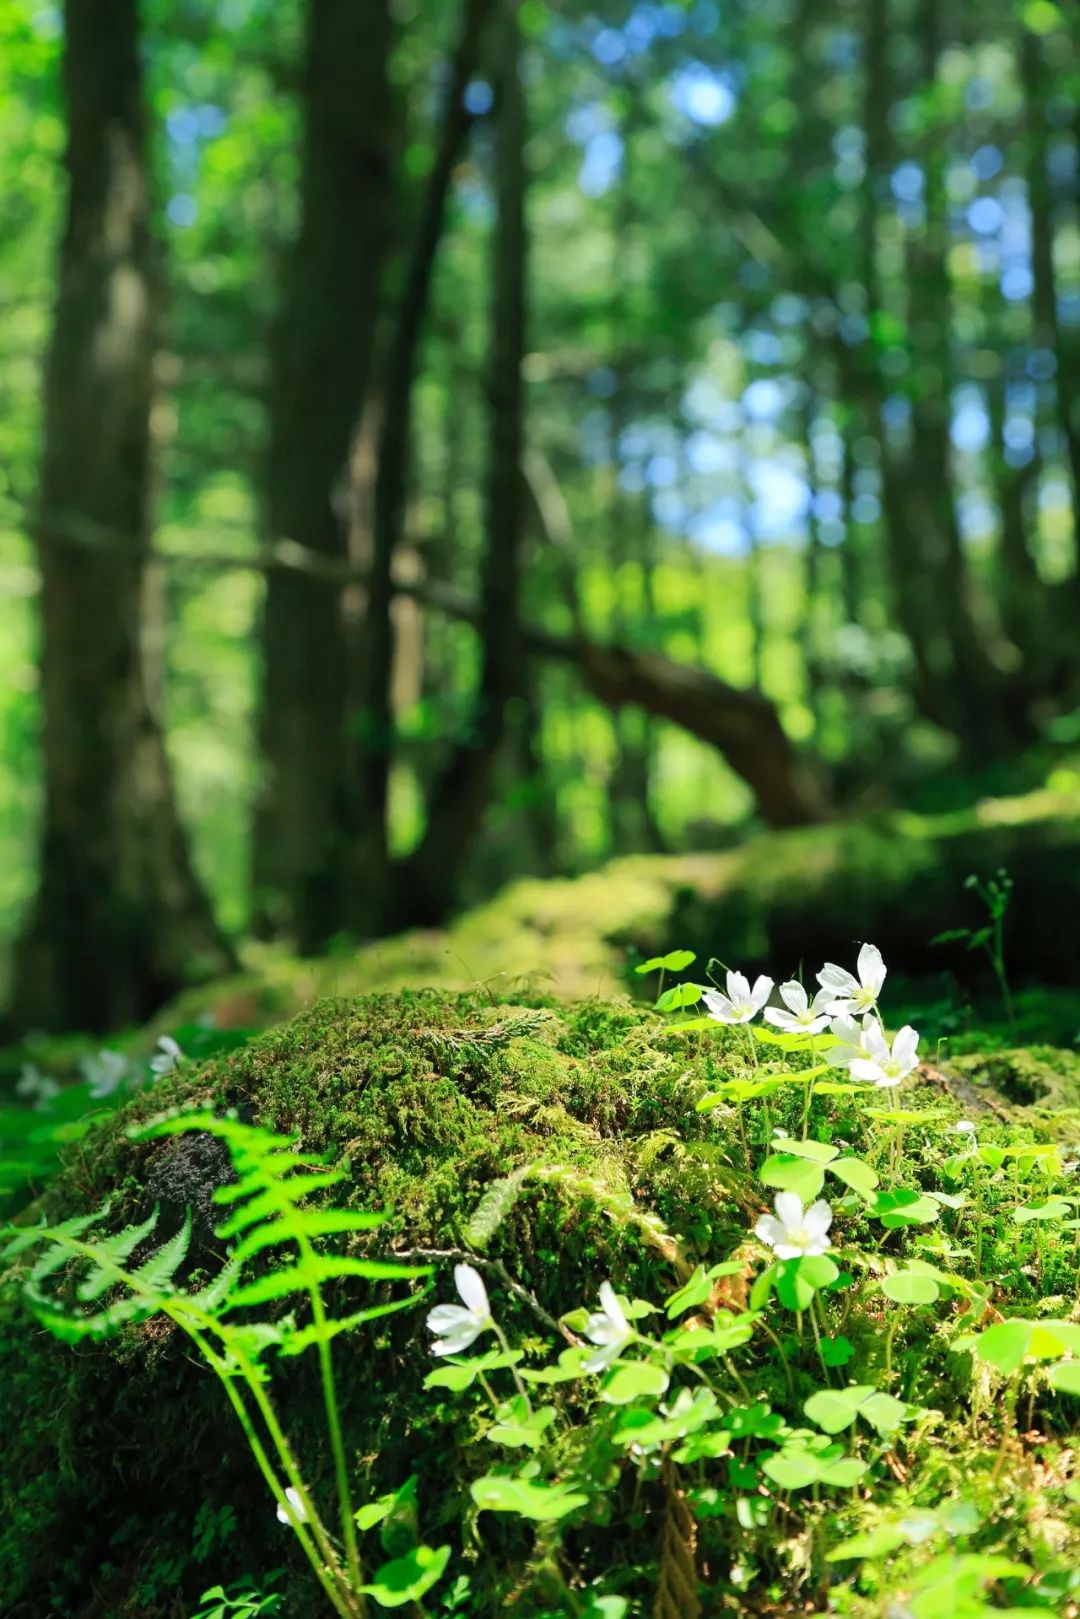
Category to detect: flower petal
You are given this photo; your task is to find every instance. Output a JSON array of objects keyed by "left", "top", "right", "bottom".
[
  {"left": 773, "top": 1191, "right": 804, "bottom": 1229},
  {"left": 857, "top": 942, "right": 887, "bottom": 994},
  {"left": 764, "top": 1007, "right": 796, "bottom": 1030},
  {"left": 779, "top": 980, "right": 808, "bottom": 1014},
  {"left": 454, "top": 1263, "right": 490, "bottom": 1318},
  {"left": 817, "top": 963, "right": 858, "bottom": 994},
  {"left": 893, "top": 1025, "right": 920, "bottom": 1066},
  {"left": 726, "top": 970, "right": 751, "bottom": 1003},
  {"left": 598, "top": 1280, "right": 630, "bottom": 1335},
  {"left": 750, "top": 975, "right": 775, "bottom": 1010},
  {"left": 804, "top": 1200, "right": 833, "bottom": 1237},
  {"left": 702, "top": 988, "right": 733, "bottom": 1022},
  {"left": 754, "top": 1214, "right": 785, "bottom": 1248},
  {"left": 849, "top": 1057, "right": 884, "bottom": 1083}
]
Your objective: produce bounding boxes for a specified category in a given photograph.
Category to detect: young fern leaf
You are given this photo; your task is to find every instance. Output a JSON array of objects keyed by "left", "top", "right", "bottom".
[
  {"left": 464, "top": 1165, "right": 533, "bottom": 1249},
  {"left": 14, "top": 1210, "right": 193, "bottom": 1343},
  {"left": 134, "top": 1110, "right": 430, "bottom": 1331}
]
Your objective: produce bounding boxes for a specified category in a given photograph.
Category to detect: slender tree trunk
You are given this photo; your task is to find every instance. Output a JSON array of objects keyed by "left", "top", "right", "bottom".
[
  {"left": 351, "top": 0, "right": 500, "bottom": 936},
  {"left": 397, "top": 0, "right": 528, "bottom": 927},
  {"left": 1020, "top": 24, "right": 1080, "bottom": 626},
  {"left": 8, "top": 0, "right": 233, "bottom": 1035},
  {"left": 253, "top": 0, "right": 393, "bottom": 951}
]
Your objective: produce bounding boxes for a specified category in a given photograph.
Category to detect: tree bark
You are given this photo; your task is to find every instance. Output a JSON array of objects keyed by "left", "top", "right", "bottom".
[
  {"left": 398, "top": 0, "right": 528, "bottom": 927},
  {"left": 8, "top": 0, "right": 234, "bottom": 1035},
  {"left": 254, "top": 0, "right": 393, "bottom": 950},
  {"left": 351, "top": 0, "right": 501, "bottom": 936}
]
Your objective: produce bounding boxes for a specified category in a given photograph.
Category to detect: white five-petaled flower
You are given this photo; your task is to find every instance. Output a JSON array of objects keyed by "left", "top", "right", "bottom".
[
  {"left": 764, "top": 980, "right": 833, "bottom": 1035},
  {"left": 826, "top": 1013, "right": 875, "bottom": 1069},
  {"left": 426, "top": 1263, "right": 493, "bottom": 1357},
  {"left": 817, "top": 943, "right": 887, "bottom": 1017},
  {"left": 703, "top": 970, "right": 775, "bottom": 1027},
  {"left": 81, "top": 1048, "right": 131, "bottom": 1100},
  {"left": 755, "top": 1192, "right": 833, "bottom": 1260},
  {"left": 848, "top": 1022, "right": 920, "bottom": 1089},
  {"left": 15, "top": 1063, "right": 60, "bottom": 1108},
  {"left": 149, "top": 1035, "right": 182, "bottom": 1077},
  {"left": 582, "top": 1281, "right": 634, "bottom": 1373},
  {"left": 276, "top": 1486, "right": 308, "bottom": 1526}
]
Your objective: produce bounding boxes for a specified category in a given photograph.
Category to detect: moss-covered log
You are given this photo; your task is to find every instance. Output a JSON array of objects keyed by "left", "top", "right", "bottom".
[{"left": 149, "top": 787, "right": 1080, "bottom": 1041}]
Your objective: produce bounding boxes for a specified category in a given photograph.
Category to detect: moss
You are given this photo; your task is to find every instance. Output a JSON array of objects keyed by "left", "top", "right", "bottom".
[
  {"left": 949, "top": 1044, "right": 1080, "bottom": 1121},
  {"left": 4, "top": 989, "right": 1079, "bottom": 1617},
  {"left": 142, "top": 786, "right": 1080, "bottom": 1047},
  {"left": 0, "top": 990, "right": 753, "bottom": 1618}
]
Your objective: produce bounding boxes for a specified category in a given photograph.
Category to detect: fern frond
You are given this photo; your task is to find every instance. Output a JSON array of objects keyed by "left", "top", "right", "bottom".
[
  {"left": 463, "top": 1161, "right": 688, "bottom": 1272},
  {"left": 6, "top": 1110, "right": 431, "bottom": 1357}
]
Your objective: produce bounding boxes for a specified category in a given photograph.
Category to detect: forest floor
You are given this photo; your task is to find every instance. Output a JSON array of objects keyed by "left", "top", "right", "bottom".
[{"left": 3, "top": 791, "right": 1080, "bottom": 1618}]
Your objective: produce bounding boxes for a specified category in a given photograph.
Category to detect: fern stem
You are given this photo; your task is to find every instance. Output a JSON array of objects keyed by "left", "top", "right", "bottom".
[
  {"left": 299, "top": 1233, "right": 365, "bottom": 1606},
  {"left": 179, "top": 1312, "right": 354, "bottom": 1619}
]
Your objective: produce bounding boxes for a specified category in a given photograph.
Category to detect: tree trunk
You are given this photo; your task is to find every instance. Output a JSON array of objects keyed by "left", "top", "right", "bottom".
[
  {"left": 8, "top": 0, "right": 233, "bottom": 1035},
  {"left": 350, "top": 0, "right": 500, "bottom": 937},
  {"left": 397, "top": 0, "right": 528, "bottom": 927},
  {"left": 253, "top": 0, "right": 393, "bottom": 951}
]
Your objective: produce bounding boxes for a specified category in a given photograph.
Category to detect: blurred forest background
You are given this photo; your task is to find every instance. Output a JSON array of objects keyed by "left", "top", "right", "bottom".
[{"left": 1, "top": 0, "right": 1080, "bottom": 1037}]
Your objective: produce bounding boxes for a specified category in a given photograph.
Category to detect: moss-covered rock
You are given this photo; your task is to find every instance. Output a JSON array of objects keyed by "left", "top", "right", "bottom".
[
  {"left": 4, "top": 990, "right": 1079, "bottom": 1619},
  {"left": 0, "top": 991, "right": 753, "bottom": 1618}
]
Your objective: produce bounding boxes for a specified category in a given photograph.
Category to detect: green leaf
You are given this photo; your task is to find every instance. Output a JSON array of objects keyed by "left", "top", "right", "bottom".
[
  {"left": 423, "top": 1349, "right": 522, "bottom": 1391},
  {"left": 775, "top": 1255, "right": 838, "bottom": 1312},
  {"left": 969, "top": 1318, "right": 1080, "bottom": 1375},
  {"left": 804, "top": 1386, "right": 877, "bottom": 1434},
  {"left": 829, "top": 1157, "right": 879, "bottom": 1196},
  {"left": 360, "top": 1544, "right": 451, "bottom": 1609},
  {"left": 769, "top": 1138, "right": 839, "bottom": 1164},
  {"left": 487, "top": 1399, "right": 556, "bottom": 1450},
  {"left": 1046, "top": 1361, "right": 1080, "bottom": 1395},
  {"left": 1013, "top": 1199, "right": 1070, "bottom": 1224},
  {"left": 665, "top": 1265, "right": 711, "bottom": 1318},
  {"left": 599, "top": 1361, "right": 669, "bottom": 1405},
  {"left": 470, "top": 1474, "right": 588, "bottom": 1522},
  {"left": 520, "top": 1346, "right": 589, "bottom": 1385},
  {"left": 635, "top": 950, "right": 696, "bottom": 974},
  {"left": 827, "top": 1525, "right": 907, "bottom": 1561},
  {"left": 759, "top": 1155, "right": 826, "bottom": 1202},
  {"left": 821, "top": 1335, "right": 855, "bottom": 1367},
  {"left": 655, "top": 982, "right": 703, "bottom": 1012},
  {"left": 871, "top": 1189, "right": 940, "bottom": 1229},
  {"left": 881, "top": 1270, "right": 940, "bottom": 1306}
]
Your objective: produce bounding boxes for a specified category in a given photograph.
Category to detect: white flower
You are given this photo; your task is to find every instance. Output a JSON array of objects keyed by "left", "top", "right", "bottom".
[
  {"left": 848, "top": 1023, "right": 920, "bottom": 1088},
  {"left": 276, "top": 1486, "right": 308, "bottom": 1526},
  {"left": 817, "top": 943, "right": 887, "bottom": 1017},
  {"left": 827, "top": 1014, "right": 875, "bottom": 1069},
  {"left": 426, "top": 1263, "right": 493, "bottom": 1356},
  {"left": 703, "top": 971, "right": 775, "bottom": 1026},
  {"left": 15, "top": 1063, "right": 60, "bottom": 1108},
  {"left": 755, "top": 1192, "right": 833, "bottom": 1259},
  {"left": 81, "top": 1049, "right": 131, "bottom": 1100},
  {"left": 149, "top": 1035, "right": 182, "bottom": 1077},
  {"left": 952, "top": 1120, "right": 977, "bottom": 1136},
  {"left": 582, "top": 1281, "right": 633, "bottom": 1373},
  {"left": 764, "top": 980, "right": 832, "bottom": 1035}
]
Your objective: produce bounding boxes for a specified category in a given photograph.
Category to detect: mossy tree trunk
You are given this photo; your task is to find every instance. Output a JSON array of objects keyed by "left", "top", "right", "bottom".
[
  {"left": 8, "top": 0, "right": 234, "bottom": 1036},
  {"left": 253, "top": 0, "right": 394, "bottom": 951}
]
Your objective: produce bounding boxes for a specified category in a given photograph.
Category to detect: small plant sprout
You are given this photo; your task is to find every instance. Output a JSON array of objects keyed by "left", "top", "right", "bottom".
[
  {"left": 702, "top": 969, "right": 774, "bottom": 1025},
  {"left": 933, "top": 868, "right": 1016, "bottom": 1033},
  {"left": 581, "top": 1281, "right": 633, "bottom": 1372},
  {"left": 755, "top": 1192, "right": 833, "bottom": 1259},
  {"left": 276, "top": 1485, "right": 308, "bottom": 1526},
  {"left": 427, "top": 1264, "right": 494, "bottom": 1356},
  {"left": 764, "top": 980, "right": 832, "bottom": 1035},
  {"left": 817, "top": 942, "right": 887, "bottom": 1017},
  {"left": 848, "top": 1023, "right": 920, "bottom": 1088}
]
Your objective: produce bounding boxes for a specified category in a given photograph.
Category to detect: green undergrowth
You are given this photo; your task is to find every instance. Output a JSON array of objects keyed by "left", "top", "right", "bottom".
[{"left": 2, "top": 988, "right": 1080, "bottom": 1616}]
